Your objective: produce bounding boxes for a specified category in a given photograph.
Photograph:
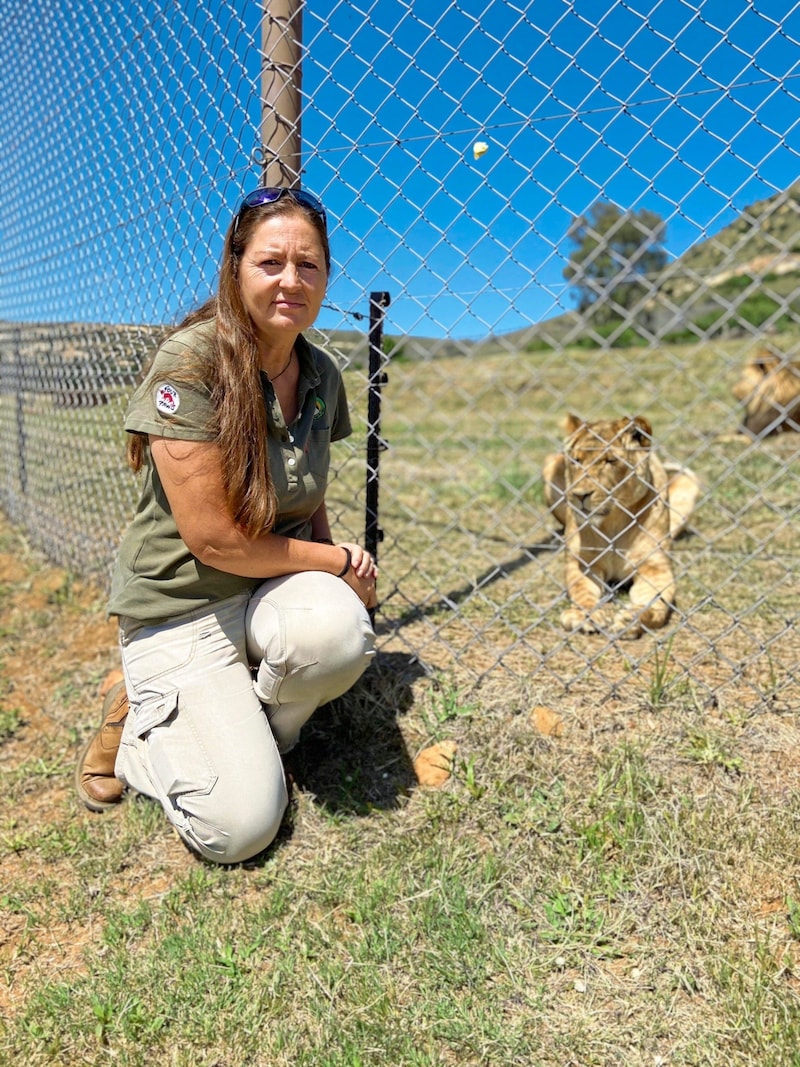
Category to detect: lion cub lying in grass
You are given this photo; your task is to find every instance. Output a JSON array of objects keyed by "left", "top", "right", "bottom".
[
  {"left": 732, "top": 350, "right": 800, "bottom": 438},
  {"left": 542, "top": 415, "right": 699, "bottom": 640}
]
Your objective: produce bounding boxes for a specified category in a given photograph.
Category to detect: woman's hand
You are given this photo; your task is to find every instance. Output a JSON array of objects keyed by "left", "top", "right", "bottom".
[
  {"left": 339, "top": 542, "right": 377, "bottom": 580},
  {"left": 338, "top": 542, "right": 378, "bottom": 608}
]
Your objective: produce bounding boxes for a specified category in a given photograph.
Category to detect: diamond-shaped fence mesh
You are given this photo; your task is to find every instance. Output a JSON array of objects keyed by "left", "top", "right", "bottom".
[{"left": 0, "top": 0, "right": 797, "bottom": 709}]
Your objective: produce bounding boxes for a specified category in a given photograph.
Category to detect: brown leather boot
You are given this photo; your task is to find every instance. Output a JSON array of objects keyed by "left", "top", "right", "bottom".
[{"left": 75, "top": 677, "right": 129, "bottom": 812}]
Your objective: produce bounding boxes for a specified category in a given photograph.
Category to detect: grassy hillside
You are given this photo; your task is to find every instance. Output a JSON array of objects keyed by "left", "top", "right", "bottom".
[
  {"left": 492, "top": 179, "right": 800, "bottom": 354},
  {"left": 664, "top": 180, "right": 800, "bottom": 286}
]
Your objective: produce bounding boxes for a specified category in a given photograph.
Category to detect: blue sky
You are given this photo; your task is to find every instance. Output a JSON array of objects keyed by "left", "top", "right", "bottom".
[{"left": 1, "top": 0, "right": 799, "bottom": 339}]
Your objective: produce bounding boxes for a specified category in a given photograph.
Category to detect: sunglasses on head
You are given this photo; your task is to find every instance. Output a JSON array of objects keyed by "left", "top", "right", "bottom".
[{"left": 232, "top": 187, "right": 327, "bottom": 234}]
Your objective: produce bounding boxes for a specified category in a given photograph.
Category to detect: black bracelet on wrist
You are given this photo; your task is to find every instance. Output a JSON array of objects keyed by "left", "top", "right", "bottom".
[{"left": 337, "top": 546, "right": 352, "bottom": 578}]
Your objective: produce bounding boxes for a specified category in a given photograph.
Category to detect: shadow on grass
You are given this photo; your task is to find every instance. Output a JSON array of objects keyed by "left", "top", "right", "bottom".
[
  {"left": 377, "top": 533, "right": 562, "bottom": 634},
  {"left": 282, "top": 649, "right": 425, "bottom": 817}
]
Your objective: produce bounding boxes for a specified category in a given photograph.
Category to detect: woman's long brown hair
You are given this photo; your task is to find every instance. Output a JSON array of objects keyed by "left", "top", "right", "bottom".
[{"left": 127, "top": 196, "right": 330, "bottom": 536}]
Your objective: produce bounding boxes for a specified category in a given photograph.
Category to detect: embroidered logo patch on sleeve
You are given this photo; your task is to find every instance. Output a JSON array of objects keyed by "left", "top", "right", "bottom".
[{"left": 155, "top": 383, "right": 180, "bottom": 415}]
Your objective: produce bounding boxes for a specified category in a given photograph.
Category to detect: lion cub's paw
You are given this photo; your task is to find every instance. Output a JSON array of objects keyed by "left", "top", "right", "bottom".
[
  {"left": 608, "top": 609, "right": 644, "bottom": 640},
  {"left": 561, "top": 605, "right": 616, "bottom": 635},
  {"left": 561, "top": 607, "right": 592, "bottom": 633},
  {"left": 561, "top": 605, "right": 644, "bottom": 640}
]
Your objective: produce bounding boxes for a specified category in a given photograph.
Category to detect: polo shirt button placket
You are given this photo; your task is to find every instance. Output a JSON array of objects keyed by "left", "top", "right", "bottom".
[{"left": 286, "top": 450, "right": 298, "bottom": 490}]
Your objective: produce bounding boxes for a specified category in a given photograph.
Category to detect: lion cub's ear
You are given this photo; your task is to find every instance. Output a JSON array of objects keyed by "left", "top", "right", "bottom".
[
  {"left": 629, "top": 416, "right": 653, "bottom": 447},
  {"left": 563, "top": 413, "right": 584, "bottom": 435},
  {"left": 753, "top": 350, "right": 780, "bottom": 375}
]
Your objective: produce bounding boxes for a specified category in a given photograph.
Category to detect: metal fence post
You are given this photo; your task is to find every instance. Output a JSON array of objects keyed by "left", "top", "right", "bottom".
[
  {"left": 365, "top": 291, "right": 390, "bottom": 567},
  {"left": 259, "top": 0, "right": 303, "bottom": 187}
]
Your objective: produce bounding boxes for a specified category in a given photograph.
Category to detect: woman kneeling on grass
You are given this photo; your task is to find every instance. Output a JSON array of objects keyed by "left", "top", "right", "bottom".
[{"left": 75, "top": 187, "right": 377, "bottom": 864}]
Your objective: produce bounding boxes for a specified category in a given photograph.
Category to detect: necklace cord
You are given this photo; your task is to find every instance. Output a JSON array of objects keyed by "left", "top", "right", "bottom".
[{"left": 268, "top": 349, "right": 294, "bottom": 383}]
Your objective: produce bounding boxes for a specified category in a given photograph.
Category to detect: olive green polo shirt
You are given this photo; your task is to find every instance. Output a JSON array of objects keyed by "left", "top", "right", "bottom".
[{"left": 108, "top": 318, "right": 352, "bottom": 623}]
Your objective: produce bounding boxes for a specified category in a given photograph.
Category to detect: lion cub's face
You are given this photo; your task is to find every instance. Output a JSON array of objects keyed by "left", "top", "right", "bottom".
[{"left": 563, "top": 414, "right": 654, "bottom": 524}]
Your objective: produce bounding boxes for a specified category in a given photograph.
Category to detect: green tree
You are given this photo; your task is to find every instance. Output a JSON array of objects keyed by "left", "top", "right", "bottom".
[{"left": 564, "top": 202, "right": 668, "bottom": 321}]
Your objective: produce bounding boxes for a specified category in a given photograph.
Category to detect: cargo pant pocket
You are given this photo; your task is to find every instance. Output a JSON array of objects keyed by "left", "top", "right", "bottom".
[
  {"left": 133, "top": 689, "right": 218, "bottom": 801},
  {"left": 252, "top": 657, "right": 288, "bottom": 705}
]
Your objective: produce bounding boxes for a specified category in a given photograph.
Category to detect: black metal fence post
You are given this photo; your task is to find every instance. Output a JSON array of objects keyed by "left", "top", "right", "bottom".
[{"left": 365, "top": 291, "right": 390, "bottom": 568}]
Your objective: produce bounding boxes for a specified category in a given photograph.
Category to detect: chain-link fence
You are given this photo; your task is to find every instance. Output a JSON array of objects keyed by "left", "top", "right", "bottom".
[{"left": 1, "top": 0, "right": 798, "bottom": 710}]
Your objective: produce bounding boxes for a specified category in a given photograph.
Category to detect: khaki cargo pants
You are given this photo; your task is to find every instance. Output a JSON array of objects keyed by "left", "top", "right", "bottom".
[{"left": 116, "top": 572, "right": 375, "bottom": 864}]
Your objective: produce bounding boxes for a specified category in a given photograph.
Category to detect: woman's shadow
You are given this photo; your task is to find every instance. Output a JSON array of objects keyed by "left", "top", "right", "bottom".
[{"left": 281, "top": 649, "right": 425, "bottom": 817}]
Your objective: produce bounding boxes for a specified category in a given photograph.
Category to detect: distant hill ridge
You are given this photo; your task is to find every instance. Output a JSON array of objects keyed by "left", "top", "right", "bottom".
[{"left": 661, "top": 179, "right": 800, "bottom": 297}]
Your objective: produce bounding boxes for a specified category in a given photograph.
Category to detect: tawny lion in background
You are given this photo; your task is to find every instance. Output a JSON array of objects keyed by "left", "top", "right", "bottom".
[
  {"left": 731, "top": 350, "right": 800, "bottom": 438},
  {"left": 542, "top": 415, "right": 701, "bottom": 640}
]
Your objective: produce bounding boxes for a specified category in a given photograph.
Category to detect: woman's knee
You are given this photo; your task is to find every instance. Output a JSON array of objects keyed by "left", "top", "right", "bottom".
[
  {"left": 122, "top": 689, "right": 290, "bottom": 865},
  {"left": 246, "top": 572, "right": 375, "bottom": 676},
  {"left": 176, "top": 776, "right": 289, "bottom": 865}
]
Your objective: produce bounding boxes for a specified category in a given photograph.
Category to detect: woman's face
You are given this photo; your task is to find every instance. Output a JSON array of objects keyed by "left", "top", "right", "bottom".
[{"left": 238, "top": 212, "right": 328, "bottom": 346}]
